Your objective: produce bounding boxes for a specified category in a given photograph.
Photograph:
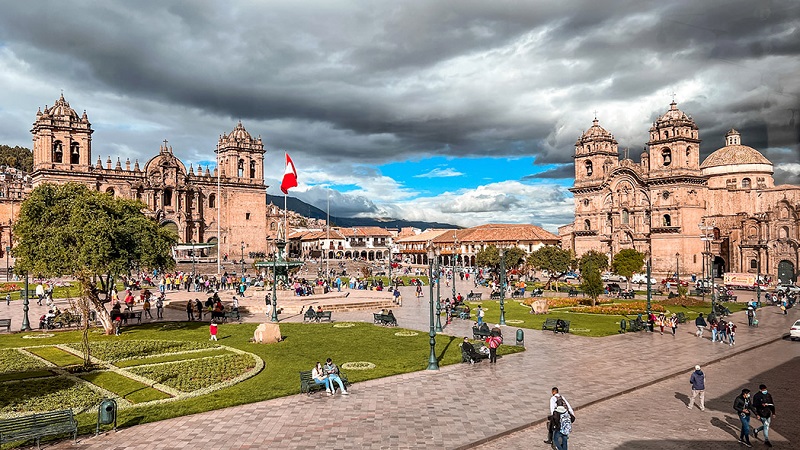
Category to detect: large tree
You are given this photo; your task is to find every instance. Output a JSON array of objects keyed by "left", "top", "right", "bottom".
[
  {"left": 13, "top": 183, "right": 176, "bottom": 339},
  {"left": 526, "top": 246, "right": 575, "bottom": 291},
  {"left": 0, "top": 144, "right": 33, "bottom": 172},
  {"left": 611, "top": 248, "right": 646, "bottom": 290},
  {"left": 580, "top": 262, "right": 604, "bottom": 306},
  {"left": 578, "top": 250, "right": 609, "bottom": 274}
]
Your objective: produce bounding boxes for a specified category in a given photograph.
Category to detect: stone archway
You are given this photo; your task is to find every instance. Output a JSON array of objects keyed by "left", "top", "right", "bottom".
[
  {"left": 778, "top": 260, "right": 796, "bottom": 285},
  {"left": 713, "top": 256, "right": 726, "bottom": 278}
]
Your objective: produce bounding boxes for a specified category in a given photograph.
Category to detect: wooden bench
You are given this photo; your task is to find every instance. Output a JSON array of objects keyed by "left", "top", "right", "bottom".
[
  {"left": 511, "top": 290, "right": 525, "bottom": 299},
  {"left": 466, "top": 293, "right": 482, "bottom": 300},
  {"left": 223, "top": 310, "right": 241, "bottom": 322},
  {"left": 110, "top": 311, "right": 142, "bottom": 325},
  {"left": 542, "top": 318, "right": 570, "bottom": 334},
  {"left": 375, "top": 314, "right": 397, "bottom": 326},
  {"left": 460, "top": 341, "right": 489, "bottom": 363},
  {"left": 0, "top": 409, "right": 77, "bottom": 449},
  {"left": 472, "top": 326, "right": 491, "bottom": 340},
  {"left": 0, "top": 318, "right": 10, "bottom": 332},
  {"left": 317, "top": 311, "right": 332, "bottom": 322},
  {"left": 567, "top": 289, "right": 579, "bottom": 298},
  {"left": 299, "top": 370, "right": 350, "bottom": 394}
]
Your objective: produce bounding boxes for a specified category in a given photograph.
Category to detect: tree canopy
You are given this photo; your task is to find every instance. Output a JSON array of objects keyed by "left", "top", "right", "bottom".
[
  {"left": 527, "top": 245, "right": 575, "bottom": 289},
  {"left": 611, "top": 248, "right": 646, "bottom": 289},
  {"left": 0, "top": 145, "right": 33, "bottom": 172},
  {"left": 578, "top": 250, "right": 609, "bottom": 274},
  {"left": 580, "top": 261, "right": 604, "bottom": 306}
]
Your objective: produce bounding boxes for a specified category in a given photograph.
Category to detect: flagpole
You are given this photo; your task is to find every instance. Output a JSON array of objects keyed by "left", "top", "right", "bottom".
[{"left": 326, "top": 188, "right": 330, "bottom": 280}]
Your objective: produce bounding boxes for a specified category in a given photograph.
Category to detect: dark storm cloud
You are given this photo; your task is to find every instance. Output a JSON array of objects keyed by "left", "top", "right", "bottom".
[
  {"left": 0, "top": 0, "right": 798, "bottom": 174},
  {"left": 522, "top": 165, "right": 573, "bottom": 180}
]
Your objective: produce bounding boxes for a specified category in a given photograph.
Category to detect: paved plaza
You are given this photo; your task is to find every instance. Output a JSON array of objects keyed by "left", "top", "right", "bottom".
[{"left": 1, "top": 279, "right": 797, "bottom": 449}]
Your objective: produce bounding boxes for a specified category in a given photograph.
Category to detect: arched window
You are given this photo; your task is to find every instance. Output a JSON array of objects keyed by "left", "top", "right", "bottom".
[
  {"left": 686, "top": 147, "right": 691, "bottom": 166},
  {"left": 270, "top": 222, "right": 277, "bottom": 230},
  {"left": 70, "top": 142, "right": 80, "bottom": 164},
  {"left": 237, "top": 159, "right": 244, "bottom": 177},
  {"left": 780, "top": 226, "right": 789, "bottom": 239},
  {"left": 249, "top": 160, "right": 256, "bottom": 178},
  {"left": 742, "top": 178, "right": 751, "bottom": 189},
  {"left": 584, "top": 219, "right": 591, "bottom": 230},
  {"left": 662, "top": 214, "right": 671, "bottom": 226},
  {"left": 53, "top": 140, "right": 63, "bottom": 163},
  {"left": 750, "top": 259, "right": 758, "bottom": 269},
  {"left": 585, "top": 160, "right": 593, "bottom": 176},
  {"left": 136, "top": 188, "right": 143, "bottom": 201},
  {"left": 662, "top": 148, "right": 672, "bottom": 166},
  {"left": 163, "top": 188, "right": 173, "bottom": 207},
  {"left": 621, "top": 209, "right": 629, "bottom": 225},
  {"left": 209, "top": 194, "right": 216, "bottom": 208},
  {"left": 664, "top": 131, "right": 669, "bottom": 139},
  {"left": 106, "top": 187, "right": 115, "bottom": 197}
]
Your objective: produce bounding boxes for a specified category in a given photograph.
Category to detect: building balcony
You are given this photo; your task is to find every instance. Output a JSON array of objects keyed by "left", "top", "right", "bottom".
[
  {"left": 650, "top": 226, "right": 681, "bottom": 234},
  {"left": 574, "top": 230, "right": 598, "bottom": 236}
]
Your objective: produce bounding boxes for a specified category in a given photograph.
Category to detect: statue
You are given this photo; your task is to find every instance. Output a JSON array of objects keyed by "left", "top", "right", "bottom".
[{"left": 277, "top": 220, "right": 286, "bottom": 242}]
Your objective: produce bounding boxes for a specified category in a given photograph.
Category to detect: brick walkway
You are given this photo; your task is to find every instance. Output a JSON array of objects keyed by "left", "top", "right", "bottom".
[{"left": 1, "top": 280, "right": 794, "bottom": 449}]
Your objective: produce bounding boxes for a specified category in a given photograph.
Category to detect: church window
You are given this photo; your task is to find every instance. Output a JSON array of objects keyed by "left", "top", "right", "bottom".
[
  {"left": 209, "top": 194, "right": 216, "bottom": 208},
  {"left": 662, "top": 214, "right": 671, "bottom": 227},
  {"left": 270, "top": 222, "right": 277, "bottom": 231},
  {"left": 584, "top": 219, "right": 591, "bottom": 230},
  {"left": 780, "top": 226, "right": 789, "bottom": 239},
  {"left": 136, "top": 188, "right": 143, "bottom": 201},
  {"left": 246, "top": 212, "right": 251, "bottom": 220},
  {"left": 583, "top": 198, "right": 589, "bottom": 207},
  {"left": 750, "top": 259, "right": 757, "bottom": 270},
  {"left": 250, "top": 160, "right": 256, "bottom": 178},
  {"left": 106, "top": 187, "right": 115, "bottom": 197},
  {"left": 662, "top": 191, "right": 670, "bottom": 200},
  {"left": 693, "top": 255, "right": 697, "bottom": 264},
  {"left": 621, "top": 209, "right": 629, "bottom": 224},
  {"left": 585, "top": 160, "right": 593, "bottom": 176},
  {"left": 163, "top": 189, "right": 173, "bottom": 207},
  {"left": 661, "top": 148, "right": 672, "bottom": 166},
  {"left": 664, "top": 131, "right": 669, "bottom": 139},
  {"left": 742, "top": 178, "right": 751, "bottom": 189},
  {"left": 238, "top": 159, "right": 244, "bottom": 177},
  {"left": 713, "top": 227, "right": 721, "bottom": 240},
  {"left": 53, "top": 141, "right": 63, "bottom": 163},
  {"left": 70, "top": 143, "right": 80, "bottom": 164}
]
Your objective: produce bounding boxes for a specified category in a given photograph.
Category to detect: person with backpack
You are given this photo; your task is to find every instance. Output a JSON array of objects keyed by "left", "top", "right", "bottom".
[
  {"left": 485, "top": 330, "right": 502, "bottom": 363},
  {"left": 751, "top": 384, "right": 776, "bottom": 447},
  {"left": 545, "top": 387, "right": 574, "bottom": 445},
  {"left": 733, "top": 388, "right": 753, "bottom": 447},
  {"left": 687, "top": 365, "right": 706, "bottom": 411},
  {"left": 551, "top": 404, "right": 573, "bottom": 450}
]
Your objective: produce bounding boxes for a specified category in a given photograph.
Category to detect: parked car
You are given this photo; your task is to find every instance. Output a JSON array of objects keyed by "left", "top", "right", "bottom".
[
  {"left": 776, "top": 284, "right": 800, "bottom": 294},
  {"left": 606, "top": 282, "right": 622, "bottom": 293},
  {"left": 602, "top": 273, "right": 627, "bottom": 282},
  {"left": 631, "top": 274, "right": 656, "bottom": 285},
  {"left": 661, "top": 277, "right": 689, "bottom": 287},
  {"left": 790, "top": 319, "right": 800, "bottom": 341}
]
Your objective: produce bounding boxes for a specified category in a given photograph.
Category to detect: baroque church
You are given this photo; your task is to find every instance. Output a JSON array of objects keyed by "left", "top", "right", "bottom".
[
  {"left": 559, "top": 101, "right": 800, "bottom": 285},
  {"left": 22, "top": 94, "right": 269, "bottom": 257}
]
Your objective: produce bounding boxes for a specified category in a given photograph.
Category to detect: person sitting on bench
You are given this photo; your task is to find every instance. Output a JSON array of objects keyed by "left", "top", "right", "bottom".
[
  {"left": 462, "top": 337, "right": 482, "bottom": 364},
  {"left": 555, "top": 319, "right": 567, "bottom": 333}
]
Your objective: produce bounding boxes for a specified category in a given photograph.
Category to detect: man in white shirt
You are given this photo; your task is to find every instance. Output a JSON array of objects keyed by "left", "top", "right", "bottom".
[{"left": 546, "top": 387, "right": 574, "bottom": 444}]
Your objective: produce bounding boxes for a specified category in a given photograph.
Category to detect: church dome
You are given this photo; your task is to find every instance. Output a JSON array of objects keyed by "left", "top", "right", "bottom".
[
  {"left": 43, "top": 93, "right": 80, "bottom": 120},
  {"left": 700, "top": 129, "right": 771, "bottom": 168},
  {"left": 576, "top": 118, "right": 617, "bottom": 145},
  {"left": 227, "top": 121, "right": 252, "bottom": 141},
  {"left": 649, "top": 101, "right": 698, "bottom": 131}
]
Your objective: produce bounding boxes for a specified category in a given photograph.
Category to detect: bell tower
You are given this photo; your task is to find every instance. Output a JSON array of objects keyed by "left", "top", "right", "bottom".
[
  {"left": 573, "top": 117, "right": 619, "bottom": 187},
  {"left": 215, "top": 121, "right": 265, "bottom": 183},
  {"left": 646, "top": 100, "right": 701, "bottom": 176},
  {"left": 31, "top": 94, "right": 93, "bottom": 172}
]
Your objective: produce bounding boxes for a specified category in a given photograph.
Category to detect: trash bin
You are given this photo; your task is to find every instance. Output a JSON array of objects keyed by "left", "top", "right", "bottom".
[
  {"left": 96, "top": 398, "right": 117, "bottom": 435},
  {"left": 620, "top": 319, "right": 626, "bottom": 333},
  {"left": 515, "top": 328, "right": 524, "bottom": 346}
]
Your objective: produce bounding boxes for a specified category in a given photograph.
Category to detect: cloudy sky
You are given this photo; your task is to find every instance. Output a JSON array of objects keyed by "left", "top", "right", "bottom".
[{"left": 0, "top": 0, "right": 798, "bottom": 232}]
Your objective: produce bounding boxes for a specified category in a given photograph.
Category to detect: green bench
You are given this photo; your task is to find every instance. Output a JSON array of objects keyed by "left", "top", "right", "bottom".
[
  {"left": 0, "top": 409, "right": 77, "bottom": 449},
  {"left": 372, "top": 313, "right": 396, "bottom": 326},
  {"left": 472, "top": 325, "right": 491, "bottom": 340},
  {"left": 542, "top": 318, "right": 570, "bottom": 333},
  {"left": 299, "top": 370, "right": 350, "bottom": 395},
  {"left": 460, "top": 341, "right": 489, "bottom": 363},
  {"left": 0, "top": 318, "right": 10, "bottom": 332}
]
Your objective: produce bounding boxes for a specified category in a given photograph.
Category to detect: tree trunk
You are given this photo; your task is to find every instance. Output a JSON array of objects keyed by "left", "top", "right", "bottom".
[{"left": 78, "top": 275, "right": 114, "bottom": 335}]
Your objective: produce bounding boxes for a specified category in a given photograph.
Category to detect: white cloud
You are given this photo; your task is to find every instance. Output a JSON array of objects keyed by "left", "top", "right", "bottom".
[{"left": 414, "top": 167, "right": 465, "bottom": 178}]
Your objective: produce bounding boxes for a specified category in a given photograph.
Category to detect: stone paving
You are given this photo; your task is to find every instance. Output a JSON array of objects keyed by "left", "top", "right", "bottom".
[{"left": 1, "top": 279, "right": 794, "bottom": 449}]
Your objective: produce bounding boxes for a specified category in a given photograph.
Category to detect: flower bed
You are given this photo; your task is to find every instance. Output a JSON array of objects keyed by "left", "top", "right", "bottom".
[
  {"left": 0, "top": 376, "right": 103, "bottom": 415},
  {"left": 522, "top": 298, "right": 613, "bottom": 308},
  {"left": 656, "top": 296, "right": 708, "bottom": 308},
  {"left": 569, "top": 302, "right": 666, "bottom": 315},
  {"left": 67, "top": 340, "right": 218, "bottom": 362},
  {"left": 0, "top": 349, "right": 49, "bottom": 375},
  {"left": 341, "top": 361, "right": 376, "bottom": 370},
  {"left": 128, "top": 353, "right": 257, "bottom": 392},
  {"left": 0, "top": 283, "right": 20, "bottom": 293}
]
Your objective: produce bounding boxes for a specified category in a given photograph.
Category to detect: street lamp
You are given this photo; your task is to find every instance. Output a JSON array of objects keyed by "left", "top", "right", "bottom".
[
  {"left": 426, "top": 246, "right": 439, "bottom": 370},
  {"left": 191, "top": 241, "right": 196, "bottom": 276},
  {"left": 240, "top": 241, "right": 246, "bottom": 275},
  {"left": 452, "top": 232, "right": 457, "bottom": 302},
  {"left": 699, "top": 221, "right": 716, "bottom": 310},
  {"left": 675, "top": 252, "right": 680, "bottom": 289},
  {"left": 271, "top": 239, "right": 279, "bottom": 323},
  {"left": 499, "top": 247, "right": 506, "bottom": 326},
  {"left": 435, "top": 248, "right": 442, "bottom": 333},
  {"left": 756, "top": 251, "right": 762, "bottom": 305},
  {"left": 21, "top": 273, "right": 32, "bottom": 331},
  {"left": 646, "top": 251, "right": 652, "bottom": 316}
]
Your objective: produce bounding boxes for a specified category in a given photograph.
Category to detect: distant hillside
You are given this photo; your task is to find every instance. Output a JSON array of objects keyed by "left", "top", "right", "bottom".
[
  {"left": 0, "top": 145, "right": 33, "bottom": 172},
  {"left": 266, "top": 194, "right": 458, "bottom": 230}
]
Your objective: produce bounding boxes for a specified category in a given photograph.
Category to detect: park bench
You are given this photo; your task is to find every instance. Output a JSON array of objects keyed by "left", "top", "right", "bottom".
[
  {"left": 0, "top": 409, "right": 77, "bottom": 449},
  {"left": 317, "top": 311, "right": 332, "bottom": 322},
  {"left": 375, "top": 313, "right": 397, "bottom": 326},
  {"left": 530, "top": 288, "right": 543, "bottom": 297},
  {"left": 472, "top": 326, "right": 492, "bottom": 340},
  {"left": 460, "top": 341, "right": 489, "bottom": 363},
  {"left": 223, "top": 310, "right": 241, "bottom": 322},
  {"left": 676, "top": 312, "right": 687, "bottom": 324},
  {"left": 627, "top": 318, "right": 646, "bottom": 332},
  {"left": 0, "top": 318, "right": 10, "bottom": 332},
  {"left": 299, "top": 370, "right": 350, "bottom": 395},
  {"left": 466, "top": 293, "right": 482, "bottom": 300},
  {"left": 567, "top": 289, "right": 579, "bottom": 298},
  {"left": 18, "top": 289, "right": 37, "bottom": 300},
  {"left": 719, "top": 294, "right": 738, "bottom": 302},
  {"left": 490, "top": 292, "right": 501, "bottom": 300},
  {"left": 304, "top": 309, "right": 318, "bottom": 322},
  {"left": 619, "top": 290, "right": 635, "bottom": 299},
  {"left": 542, "top": 318, "right": 570, "bottom": 334},
  {"left": 511, "top": 290, "right": 525, "bottom": 299},
  {"left": 110, "top": 311, "right": 142, "bottom": 325}
]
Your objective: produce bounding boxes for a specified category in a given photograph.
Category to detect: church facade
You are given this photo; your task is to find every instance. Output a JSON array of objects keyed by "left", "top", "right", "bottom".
[
  {"left": 26, "top": 94, "right": 268, "bottom": 258},
  {"left": 559, "top": 101, "right": 800, "bottom": 285}
]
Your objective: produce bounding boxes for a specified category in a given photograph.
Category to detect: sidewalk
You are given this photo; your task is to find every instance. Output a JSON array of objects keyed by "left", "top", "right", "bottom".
[{"left": 23, "top": 278, "right": 791, "bottom": 449}]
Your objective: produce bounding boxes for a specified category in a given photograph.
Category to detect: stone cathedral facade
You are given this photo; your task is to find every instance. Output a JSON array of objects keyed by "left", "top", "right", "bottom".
[
  {"left": 27, "top": 94, "right": 268, "bottom": 257},
  {"left": 559, "top": 101, "right": 800, "bottom": 285}
]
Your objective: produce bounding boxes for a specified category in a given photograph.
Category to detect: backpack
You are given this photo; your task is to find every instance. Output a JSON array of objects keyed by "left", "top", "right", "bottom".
[{"left": 558, "top": 411, "right": 572, "bottom": 435}]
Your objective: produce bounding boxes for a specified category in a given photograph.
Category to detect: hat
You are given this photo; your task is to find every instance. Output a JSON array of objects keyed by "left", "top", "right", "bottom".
[
  {"left": 695, "top": 365, "right": 701, "bottom": 371},
  {"left": 555, "top": 406, "right": 567, "bottom": 414}
]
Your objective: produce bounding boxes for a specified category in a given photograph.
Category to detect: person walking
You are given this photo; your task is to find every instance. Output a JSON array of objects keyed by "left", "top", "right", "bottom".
[
  {"left": 695, "top": 313, "right": 707, "bottom": 338},
  {"left": 485, "top": 331, "right": 502, "bottom": 364},
  {"left": 727, "top": 321, "right": 736, "bottom": 346},
  {"left": 687, "top": 365, "right": 706, "bottom": 411},
  {"left": 669, "top": 313, "right": 678, "bottom": 336},
  {"left": 5, "top": 293, "right": 9, "bottom": 306},
  {"left": 195, "top": 298, "right": 203, "bottom": 321},
  {"left": 477, "top": 305, "right": 485, "bottom": 326},
  {"left": 155, "top": 294, "right": 164, "bottom": 319},
  {"left": 186, "top": 300, "right": 194, "bottom": 321},
  {"left": 209, "top": 320, "right": 218, "bottom": 341},
  {"left": 733, "top": 388, "right": 753, "bottom": 447},
  {"left": 142, "top": 298, "right": 153, "bottom": 319},
  {"left": 752, "top": 384, "right": 776, "bottom": 447},
  {"left": 545, "top": 387, "right": 574, "bottom": 445},
  {"left": 552, "top": 404, "right": 573, "bottom": 450}
]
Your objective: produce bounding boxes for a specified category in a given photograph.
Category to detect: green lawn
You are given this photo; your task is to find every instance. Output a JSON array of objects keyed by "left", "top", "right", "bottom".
[
  {"left": 0, "top": 370, "right": 53, "bottom": 383},
  {"left": 79, "top": 371, "right": 171, "bottom": 404},
  {"left": 0, "top": 321, "right": 523, "bottom": 433},
  {"left": 25, "top": 346, "right": 85, "bottom": 367},
  {"left": 114, "top": 348, "right": 231, "bottom": 368}
]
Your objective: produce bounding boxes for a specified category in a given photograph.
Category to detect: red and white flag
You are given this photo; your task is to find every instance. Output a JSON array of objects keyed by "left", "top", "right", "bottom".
[{"left": 280, "top": 152, "right": 298, "bottom": 194}]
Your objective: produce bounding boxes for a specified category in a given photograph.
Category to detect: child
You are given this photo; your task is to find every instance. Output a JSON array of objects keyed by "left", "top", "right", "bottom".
[
  {"left": 209, "top": 320, "right": 218, "bottom": 341},
  {"left": 114, "top": 316, "right": 122, "bottom": 336}
]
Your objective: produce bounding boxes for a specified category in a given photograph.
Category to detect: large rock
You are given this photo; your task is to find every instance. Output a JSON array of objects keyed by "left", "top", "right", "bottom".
[
  {"left": 253, "top": 322, "right": 282, "bottom": 343},
  {"left": 531, "top": 299, "right": 548, "bottom": 314}
]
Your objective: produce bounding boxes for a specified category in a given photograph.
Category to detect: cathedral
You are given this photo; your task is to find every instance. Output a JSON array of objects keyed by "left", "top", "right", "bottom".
[
  {"left": 22, "top": 94, "right": 268, "bottom": 258},
  {"left": 559, "top": 101, "right": 800, "bottom": 285}
]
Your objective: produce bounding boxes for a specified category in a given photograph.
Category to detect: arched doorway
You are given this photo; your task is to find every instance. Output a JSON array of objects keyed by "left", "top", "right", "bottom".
[
  {"left": 161, "top": 221, "right": 179, "bottom": 239},
  {"left": 713, "top": 256, "right": 726, "bottom": 278},
  {"left": 778, "top": 260, "right": 796, "bottom": 285}
]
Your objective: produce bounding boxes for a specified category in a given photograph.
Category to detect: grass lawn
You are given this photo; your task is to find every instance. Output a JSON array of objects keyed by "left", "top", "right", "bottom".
[
  {"left": 0, "top": 370, "right": 53, "bottom": 383},
  {"left": 0, "top": 320, "right": 523, "bottom": 434},
  {"left": 79, "top": 371, "right": 171, "bottom": 404},
  {"left": 114, "top": 348, "right": 231, "bottom": 368},
  {"left": 25, "top": 346, "right": 85, "bottom": 367}
]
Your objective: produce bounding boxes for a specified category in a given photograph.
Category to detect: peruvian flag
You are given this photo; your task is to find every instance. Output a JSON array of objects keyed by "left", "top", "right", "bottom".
[{"left": 280, "top": 152, "right": 298, "bottom": 194}]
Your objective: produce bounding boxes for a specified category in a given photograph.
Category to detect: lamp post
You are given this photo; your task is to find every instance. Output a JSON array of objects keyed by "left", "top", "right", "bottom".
[
  {"left": 271, "top": 241, "right": 279, "bottom": 323},
  {"left": 499, "top": 247, "right": 507, "bottom": 326},
  {"left": 5, "top": 245, "right": 9, "bottom": 282},
  {"left": 756, "top": 251, "right": 762, "bottom": 305},
  {"left": 452, "top": 233, "right": 457, "bottom": 302},
  {"left": 21, "top": 273, "right": 31, "bottom": 331},
  {"left": 240, "top": 241, "right": 245, "bottom": 275},
  {"left": 191, "top": 241, "right": 196, "bottom": 276},
  {"left": 699, "top": 221, "right": 715, "bottom": 310},
  {"left": 435, "top": 248, "right": 442, "bottom": 332},
  {"left": 646, "top": 252, "right": 652, "bottom": 316},
  {"left": 426, "top": 246, "right": 439, "bottom": 370}
]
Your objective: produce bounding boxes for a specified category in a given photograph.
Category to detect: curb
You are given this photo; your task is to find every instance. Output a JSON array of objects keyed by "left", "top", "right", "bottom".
[{"left": 453, "top": 332, "right": 787, "bottom": 450}]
